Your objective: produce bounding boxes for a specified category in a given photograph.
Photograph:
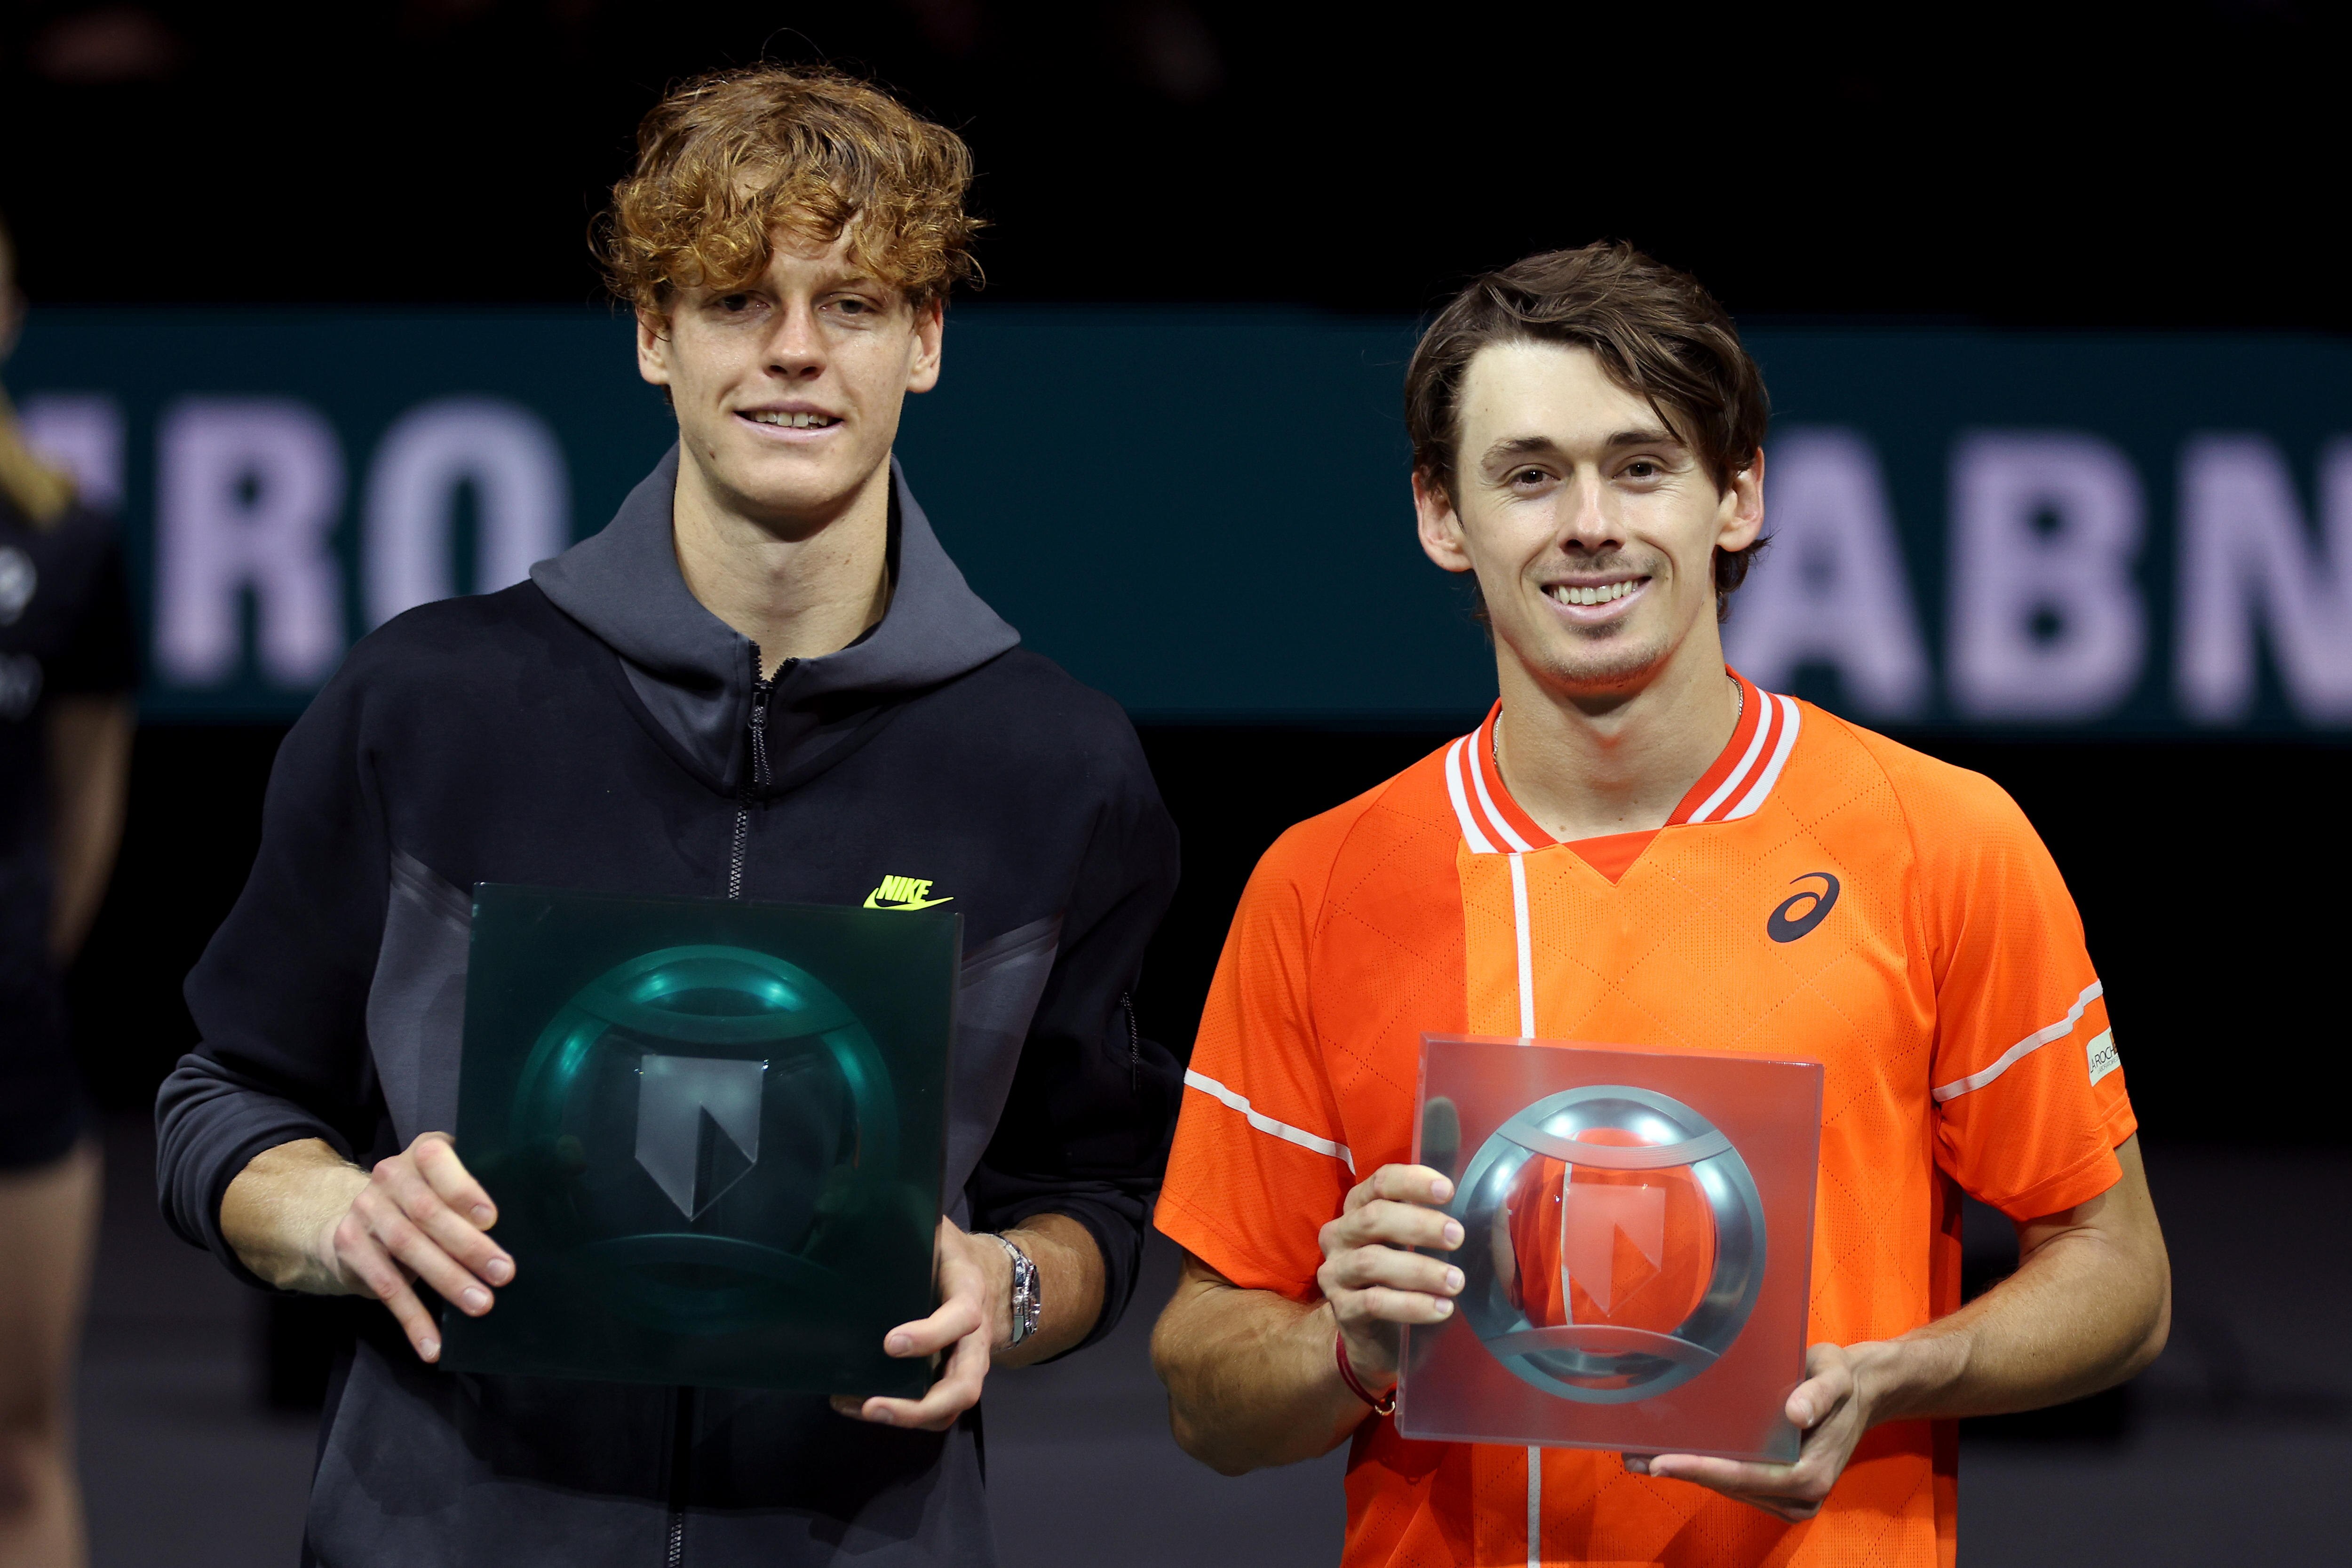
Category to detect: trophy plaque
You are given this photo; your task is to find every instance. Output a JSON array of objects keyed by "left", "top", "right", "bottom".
[
  {"left": 1399, "top": 1035, "right": 1821, "bottom": 1461},
  {"left": 437, "top": 884, "right": 957, "bottom": 1396}
]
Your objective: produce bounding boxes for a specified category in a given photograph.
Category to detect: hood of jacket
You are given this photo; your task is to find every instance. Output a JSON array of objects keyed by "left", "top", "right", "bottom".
[{"left": 531, "top": 446, "right": 1020, "bottom": 791}]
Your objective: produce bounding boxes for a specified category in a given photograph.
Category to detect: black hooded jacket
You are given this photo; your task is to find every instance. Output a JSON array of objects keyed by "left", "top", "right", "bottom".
[{"left": 154, "top": 451, "right": 1181, "bottom": 1566}]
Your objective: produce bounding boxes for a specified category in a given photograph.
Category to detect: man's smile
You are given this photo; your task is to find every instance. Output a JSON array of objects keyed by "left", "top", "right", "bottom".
[
  {"left": 736, "top": 404, "right": 844, "bottom": 438},
  {"left": 1542, "top": 574, "right": 1651, "bottom": 621}
]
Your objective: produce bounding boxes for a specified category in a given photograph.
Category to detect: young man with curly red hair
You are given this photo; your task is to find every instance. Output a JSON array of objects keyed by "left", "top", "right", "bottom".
[
  {"left": 1150, "top": 243, "right": 2169, "bottom": 1568},
  {"left": 157, "top": 67, "right": 1178, "bottom": 1566}
]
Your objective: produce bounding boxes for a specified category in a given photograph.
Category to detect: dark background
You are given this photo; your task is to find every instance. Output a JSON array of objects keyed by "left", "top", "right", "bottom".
[
  {"left": 3, "top": 1, "right": 2349, "bottom": 327},
  {"left": 5, "top": 9, "right": 2349, "bottom": 1559},
  {"left": 8, "top": 0, "right": 2346, "bottom": 1135}
]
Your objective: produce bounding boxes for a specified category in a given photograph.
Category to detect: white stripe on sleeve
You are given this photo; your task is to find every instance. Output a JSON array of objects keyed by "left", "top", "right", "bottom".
[
  {"left": 1931, "top": 981, "right": 2106, "bottom": 1103},
  {"left": 1183, "top": 1069, "right": 1357, "bottom": 1172}
]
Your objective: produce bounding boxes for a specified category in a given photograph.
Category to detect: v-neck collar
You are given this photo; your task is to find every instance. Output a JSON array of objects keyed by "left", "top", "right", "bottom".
[{"left": 1440, "top": 669, "right": 1803, "bottom": 880}]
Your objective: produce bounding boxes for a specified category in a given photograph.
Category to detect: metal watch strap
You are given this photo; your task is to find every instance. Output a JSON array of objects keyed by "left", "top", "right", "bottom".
[{"left": 985, "top": 1233, "right": 1041, "bottom": 1346}]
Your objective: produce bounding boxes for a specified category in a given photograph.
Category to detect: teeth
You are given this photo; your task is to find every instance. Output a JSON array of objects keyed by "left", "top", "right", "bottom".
[
  {"left": 749, "top": 411, "right": 836, "bottom": 429},
  {"left": 1551, "top": 580, "right": 1639, "bottom": 606}
]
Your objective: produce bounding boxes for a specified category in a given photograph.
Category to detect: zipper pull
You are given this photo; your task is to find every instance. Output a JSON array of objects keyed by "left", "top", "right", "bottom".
[
  {"left": 746, "top": 642, "right": 774, "bottom": 791},
  {"left": 1124, "top": 992, "right": 1140, "bottom": 1095}
]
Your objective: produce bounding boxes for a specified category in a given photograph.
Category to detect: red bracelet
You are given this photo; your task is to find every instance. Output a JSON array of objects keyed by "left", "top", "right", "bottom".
[{"left": 1335, "top": 1331, "right": 1398, "bottom": 1416}]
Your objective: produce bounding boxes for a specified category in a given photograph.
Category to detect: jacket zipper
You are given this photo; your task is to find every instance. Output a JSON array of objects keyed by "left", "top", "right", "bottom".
[
  {"left": 1124, "top": 991, "right": 1140, "bottom": 1094},
  {"left": 726, "top": 643, "right": 776, "bottom": 901},
  {"left": 664, "top": 1384, "right": 696, "bottom": 1566},
  {"left": 683, "top": 646, "right": 775, "bottom": 1562}
]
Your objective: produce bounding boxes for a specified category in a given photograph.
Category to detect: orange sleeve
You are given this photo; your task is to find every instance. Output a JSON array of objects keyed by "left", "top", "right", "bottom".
[
  {"left": 1155, "top": 826, "right": 1358, "bottom": 1300},
  {"left": 1902, "top": 759, "right": 2138, "bottom": 1221}
]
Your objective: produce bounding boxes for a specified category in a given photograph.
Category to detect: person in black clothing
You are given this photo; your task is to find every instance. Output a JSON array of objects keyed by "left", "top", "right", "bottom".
[
  {"left": 153, "top": 68, "right": 1180, "bottom": 1565},
  {"left": 0, "top": 209, "right": 137, "bottom": 1568}
]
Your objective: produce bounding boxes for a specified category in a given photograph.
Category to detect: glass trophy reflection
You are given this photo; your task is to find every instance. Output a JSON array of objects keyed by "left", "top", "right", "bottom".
[
  {"left": 439, "top": 887, "right": 957, "bottom": 1395},
  {"left": 634, "top": 1054, "right": 766, "bottom": 1220},
  {"left": 1400, "top": 1038, "right": 1820, "bottom": 1459}
]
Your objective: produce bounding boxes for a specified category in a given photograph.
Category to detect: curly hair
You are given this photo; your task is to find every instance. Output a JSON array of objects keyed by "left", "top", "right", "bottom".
[
  {"left": 597, "top": 65, "right": 982, "bottom": 318},
  {"left": 1404, "top": 242, "right": 1772, "bottom": 619}
]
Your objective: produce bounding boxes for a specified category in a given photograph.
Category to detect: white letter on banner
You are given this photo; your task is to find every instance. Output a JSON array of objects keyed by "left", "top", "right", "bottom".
[
  {"left": 363, "top": 397, "right": 570, "bottom": 629},
  {"left": 1724, "top": 429, "right": 1930, "bottom": 717},
  {"left": 2177, "top": 435, "right": 2352, "bottom": 724},
  {"left": 18, "top": 394, "right": 126, "bottom": 511},
  {"left": 156, "top": 399, "right": 346, "bottom": 687},
  {"left": 1948, "top": 431, "right": 2145, "bottom": 719}
]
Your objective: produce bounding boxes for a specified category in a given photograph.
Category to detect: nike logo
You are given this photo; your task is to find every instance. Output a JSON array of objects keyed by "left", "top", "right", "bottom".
[
  {"left": 1766, "top": 873, "right": 1839, "bottom": 943},
  {"left": 864, "top": 874, "right": 954, "bottom": 911}
]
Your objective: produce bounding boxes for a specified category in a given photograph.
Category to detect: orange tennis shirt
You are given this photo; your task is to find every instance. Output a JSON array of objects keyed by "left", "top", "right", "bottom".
[{"left": 1156, "top": 673, "right": 2136, "bottom": 1568}]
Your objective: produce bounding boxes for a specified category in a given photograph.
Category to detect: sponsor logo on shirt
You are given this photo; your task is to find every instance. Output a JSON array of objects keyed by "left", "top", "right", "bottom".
[
  {"left": 2086, "top": 1028, "right": 2121, "bottom": 1086},
  {"left": 863, "top": 874, "right": 954, "bottom": 911},
  {"left": 1765, "top": 872, "right": 1840, "bottom": 943}
]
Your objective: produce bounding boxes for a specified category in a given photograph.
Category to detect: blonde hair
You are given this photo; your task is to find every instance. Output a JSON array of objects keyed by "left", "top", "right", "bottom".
[
  {"left": 0, "top": 215, "right": 73, "bottom": 528},
  {"left": 596, "top": 65, "right": 981, "bottom": 319},
  {"left": 0, "top": 403, "right": 74, "bottom": 528}
]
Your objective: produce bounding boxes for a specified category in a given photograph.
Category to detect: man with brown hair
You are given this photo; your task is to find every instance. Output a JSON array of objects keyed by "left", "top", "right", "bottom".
[
  {"left": 156, "top": 67, "right": 1178, "bottom": 1565},
  {"left": 1149, "top": 242, "right": 2169, "bottom": 1566}
]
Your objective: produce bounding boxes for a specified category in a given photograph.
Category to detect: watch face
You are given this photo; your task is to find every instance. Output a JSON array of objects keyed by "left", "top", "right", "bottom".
[{"left": 1001, "top": 1240, "right": 1039, "bottom": 1341}]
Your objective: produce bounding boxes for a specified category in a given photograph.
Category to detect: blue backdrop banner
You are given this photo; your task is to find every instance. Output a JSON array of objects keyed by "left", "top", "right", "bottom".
[{"left": 11, "top": 306, "right": 2352, "bottom": 734}]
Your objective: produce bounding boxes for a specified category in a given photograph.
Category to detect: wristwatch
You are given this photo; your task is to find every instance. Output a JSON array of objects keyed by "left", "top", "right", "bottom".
[{"left": 985, "top": 1233, "right": 1041, "bottom": 1346}]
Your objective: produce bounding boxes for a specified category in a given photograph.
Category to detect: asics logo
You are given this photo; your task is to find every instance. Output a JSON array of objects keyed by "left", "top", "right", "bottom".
[
  {"left": 1767, "top": 873, "right": 1839, "bottom": 943},
  {"left": 864, "top": 874, "right": 954, "bottom": 911}
]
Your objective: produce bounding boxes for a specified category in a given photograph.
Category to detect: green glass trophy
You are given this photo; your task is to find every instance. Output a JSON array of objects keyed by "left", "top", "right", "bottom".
[{"left": 437, "top": 884, "right": 957, "bottom": 1396}]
